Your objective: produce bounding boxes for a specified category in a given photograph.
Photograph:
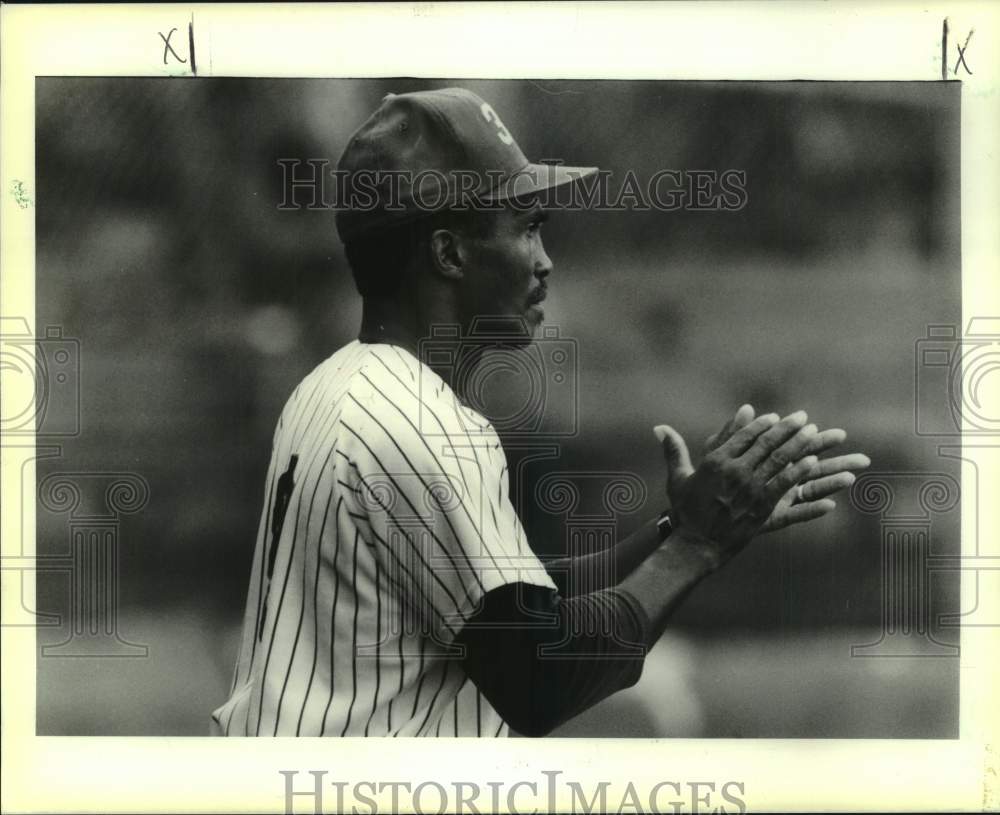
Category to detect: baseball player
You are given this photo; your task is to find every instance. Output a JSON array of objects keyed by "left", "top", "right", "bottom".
[{"left": 211, "top": 87, "right": 869, "bottom": 737}]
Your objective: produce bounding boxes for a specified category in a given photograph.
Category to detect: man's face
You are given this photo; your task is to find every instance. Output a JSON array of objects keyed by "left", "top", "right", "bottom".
[{"left": 457, "top": 203, "right": 552, "bottom": 341}]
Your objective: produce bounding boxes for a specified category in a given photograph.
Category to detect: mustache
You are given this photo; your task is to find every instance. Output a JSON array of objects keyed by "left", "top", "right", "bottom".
[{"left": 526, "top": 285, "right": 548, "bottom": 305}]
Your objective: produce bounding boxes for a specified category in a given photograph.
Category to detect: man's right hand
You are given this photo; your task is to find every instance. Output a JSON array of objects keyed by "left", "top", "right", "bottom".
[
  {"left": 703, "top": 404, "right": 870, "bottom": 534},
  {"left": 653, "top": 411, "right": 819, "bottom": 570}
]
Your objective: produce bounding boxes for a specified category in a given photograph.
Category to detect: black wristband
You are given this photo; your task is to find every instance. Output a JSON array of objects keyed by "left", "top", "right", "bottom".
[{"left": 656, "top": 508, "right": 674, "bottom": 541}]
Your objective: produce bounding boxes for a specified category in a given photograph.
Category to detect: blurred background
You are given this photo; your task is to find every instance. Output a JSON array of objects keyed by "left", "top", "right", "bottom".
[{"left": 34, "top": 79, "right": 961, "bottom": 737}]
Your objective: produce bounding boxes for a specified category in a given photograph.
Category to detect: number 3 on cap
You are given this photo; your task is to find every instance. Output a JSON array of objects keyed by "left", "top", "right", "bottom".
[{"left": 480, "top": 102, "right": 513, "bottom": 145}]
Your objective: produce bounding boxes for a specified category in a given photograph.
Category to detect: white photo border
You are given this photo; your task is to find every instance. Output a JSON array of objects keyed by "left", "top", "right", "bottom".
[{"left": 1, "top": 2, "right": 998, "bottom": 813}]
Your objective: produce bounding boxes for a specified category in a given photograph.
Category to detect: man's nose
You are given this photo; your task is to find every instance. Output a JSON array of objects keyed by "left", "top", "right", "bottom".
[{"left": 535, "top": 248, "right": 553, "bottom": 280}]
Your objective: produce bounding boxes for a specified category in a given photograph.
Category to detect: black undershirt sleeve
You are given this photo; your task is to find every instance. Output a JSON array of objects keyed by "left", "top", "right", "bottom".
[{"left": 453, "top": 581, "right": 651, "bottom": 737}]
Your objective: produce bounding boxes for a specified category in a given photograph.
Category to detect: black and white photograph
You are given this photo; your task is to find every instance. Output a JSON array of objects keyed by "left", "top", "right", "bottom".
[
  {"left": 31, "top": 75, "right": 961, "bottom": 738},
  {"left": 2, "top": 3, "right": 998, "bottom": 814}
]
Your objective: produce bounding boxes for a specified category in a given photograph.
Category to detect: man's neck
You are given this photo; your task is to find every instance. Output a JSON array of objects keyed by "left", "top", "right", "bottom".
[
  {"left": 358, "top": 298, "right": 422, "bottom": 356},
  {"left": 358, "top": 297, "right": 469, "bottom": 391}
]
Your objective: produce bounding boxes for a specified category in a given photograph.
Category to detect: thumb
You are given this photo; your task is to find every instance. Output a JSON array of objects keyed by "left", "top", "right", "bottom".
[{"left": 654, "top": 425, "right": 694, "bottom": 492}]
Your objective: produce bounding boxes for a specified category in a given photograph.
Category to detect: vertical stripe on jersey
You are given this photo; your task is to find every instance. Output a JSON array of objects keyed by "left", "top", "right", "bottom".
[
  {"left": 341, "top": 530, "right": 361, "bottom": 737},
  {"left": 419, "top": 657, "right": 451, "bottom": 736},
  {"left": 274, "top": 440, "right": 339, "bottom": 735},
  {"left": 369, "top": 352, "right": 477, "bottom": 500},
  {"left": 253, "top": 477, "right": 307, "bottom": 736},
  {"left": 363, "top": 554, "right": 382, "bottom": 737},
  {"left": 388, "top": 581, "right": 406, "bottom": 735},
  {"left": 357, "top": 371, "right": 509, "bottom": 584},
  {"left": 244, "top": 451, "right": 279, "bottom": 684},
  {"left": 285, "top": 488, "right": 331, "bottom": 735},
  {"left": 255, "top": 414, "right": 342, "bottom": 736},
  {"left": 296, "top": 494, "right": 340, "bottom": 735},
  {"left": 409, "top": 635, "right": 427, "bottom": 725},
  {"left": 319, "top": 499, "right": 344, "bottom": 737},
  {"left": 338, "top": 461, "right": 460, "bottom": 637},
  {"left": 345, "top": 394, "right": 490, "bottom": 592},
  {"left": 246, "top": 389, "right": 342, "bottom": 707},
  {"left": 340, "top": 420, "right": 478, "bottom": 617}
]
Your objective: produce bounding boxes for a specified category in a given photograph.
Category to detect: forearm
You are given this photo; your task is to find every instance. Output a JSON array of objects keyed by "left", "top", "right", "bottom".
[
  {"left": 456, "top": 582, "right": 649, "bottom": 737},
  {"left": 616, "top": 530, "right": 718, "bottom": 646},
  {"left": 544, "top": 516, "right": 664, "bottom": 597},
  {"left": 457, "top": 529, "right": 719, "bottom": 736}
]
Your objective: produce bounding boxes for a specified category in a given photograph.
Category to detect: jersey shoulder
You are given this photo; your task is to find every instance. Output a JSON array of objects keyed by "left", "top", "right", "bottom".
[{"left": 343, "top": 342, "right": 493, "bottom": 434}]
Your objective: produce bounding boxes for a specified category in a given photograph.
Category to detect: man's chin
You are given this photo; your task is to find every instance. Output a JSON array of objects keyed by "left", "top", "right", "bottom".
[
  {"left": 467, "top": 313, "right": 539, "bottom": 345},
  {"left": 526, "top": 303, "right": 545, "bottom": 327},
  {"left": 512, "top": 308, "right": 543, "bottom": 346}
]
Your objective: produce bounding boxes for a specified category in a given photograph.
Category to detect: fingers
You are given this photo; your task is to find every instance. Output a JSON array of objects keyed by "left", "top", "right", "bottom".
[
  {"left": 764, "top": 454, "right": 818, "bottom": 502},
  {"left": 703, "top": 416, "right": 731, "bottom": 453},
  {"left": 704, "top": 404, "right": 755, "bottom": 452},
  {"left": 754, "top": 422, "right": 818, "bottom": 483},
  {"left": 800, "top": 471, "right": 857, "bottom": 502},
  {"left": 801, "top": 428, "right": 847, "bottom": 458},
  {"left": 808, "top": 453, "right": 872, "bottom": 479},
  {"left": 653, "top": 425, "right": 694, "bottom": 494},
  {"left": 762, "top": 499, "right": 837, "bottom": 533},
  {"left": 727, "top": 404, "right": 756, "bottom": 444},
  {"left": 737, "top": 410, "right": 809, "bottom": 467},
  {"left": 717, "top": 412, "right": 780, "bottom": 457},
  {"left": 788, "top": 429, "right": 871, "bottom": 477}
]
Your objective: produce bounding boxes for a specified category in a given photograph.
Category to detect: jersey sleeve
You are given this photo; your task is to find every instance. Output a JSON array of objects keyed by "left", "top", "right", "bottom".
[{"left": 337, "top": 367, "right": 556, "bottom": 644}]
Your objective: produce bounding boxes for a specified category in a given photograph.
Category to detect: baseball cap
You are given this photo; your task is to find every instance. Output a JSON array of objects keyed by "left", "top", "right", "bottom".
[{"left": 335, "top": 87, "right": 598, "bottom": 242}]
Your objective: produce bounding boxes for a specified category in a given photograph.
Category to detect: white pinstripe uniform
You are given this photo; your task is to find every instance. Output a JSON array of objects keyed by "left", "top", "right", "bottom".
[{"left": 211, "top": 340, "right": 556, "bottom": 736}]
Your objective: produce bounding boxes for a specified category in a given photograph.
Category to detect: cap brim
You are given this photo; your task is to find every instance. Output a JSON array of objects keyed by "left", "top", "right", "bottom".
[
  {"left": 337, "top": 162, "right": 601, "bottom": 241},
  {"left": 488, "top": 163, "right": 599, "bottom": 203}
]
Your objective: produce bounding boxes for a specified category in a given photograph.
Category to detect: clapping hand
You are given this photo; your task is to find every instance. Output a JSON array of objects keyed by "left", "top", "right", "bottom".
[
  {"left": 653, "top": 405, "right": 871, "bottom": 570},
  {"left": 701, "top": 404, "right": 870, "bottom": 533}
]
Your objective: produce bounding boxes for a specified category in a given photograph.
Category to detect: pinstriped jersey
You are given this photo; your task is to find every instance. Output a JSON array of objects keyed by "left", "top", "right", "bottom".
[{"left": 210, "top": 340, "right": 556, "bottom": 737}]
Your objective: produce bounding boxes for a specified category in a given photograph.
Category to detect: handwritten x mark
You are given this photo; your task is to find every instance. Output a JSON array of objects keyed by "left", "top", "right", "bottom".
[
  {"left": 159, "top": 27, "right": 187, "bottom": 65},
  {"left": 954, "top": 29, "right": 974, "bottom": 76}
]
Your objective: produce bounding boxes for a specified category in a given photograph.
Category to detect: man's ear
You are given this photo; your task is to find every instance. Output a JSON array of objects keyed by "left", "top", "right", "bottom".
[{"left": 429, "top": 229, "right": 465, "bottom": 281}]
